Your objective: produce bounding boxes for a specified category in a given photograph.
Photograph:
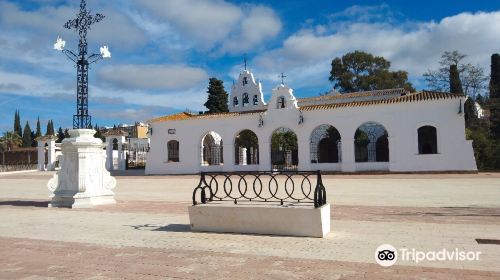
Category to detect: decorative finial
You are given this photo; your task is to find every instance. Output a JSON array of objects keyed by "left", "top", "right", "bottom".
[{"left": 280, "top": 72, "right": 287, "bottom": 85}]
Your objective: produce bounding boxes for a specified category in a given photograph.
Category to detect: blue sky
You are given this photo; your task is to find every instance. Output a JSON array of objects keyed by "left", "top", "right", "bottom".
[{"left": 1, "top": 0, "right": 499, "bottom": 132}]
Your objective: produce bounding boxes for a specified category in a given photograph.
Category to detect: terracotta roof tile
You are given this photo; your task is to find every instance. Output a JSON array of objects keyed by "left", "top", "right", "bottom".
[
  {"left": 300, "top": 91, "right": 464, "bottom": 111},
  {"left": 298, "top": 88, "right": 409, "bottom": 104},
  {"left": 149, "top": 112, "right": 193, "bottom": 123},
  {"left": 149, "top": 110, "right": 265, "bottom": 123}
]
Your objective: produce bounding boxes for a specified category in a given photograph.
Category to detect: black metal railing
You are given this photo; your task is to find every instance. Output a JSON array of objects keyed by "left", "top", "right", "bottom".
[{"left": 192, "top": 170, "right": 327, "bottom": 208}]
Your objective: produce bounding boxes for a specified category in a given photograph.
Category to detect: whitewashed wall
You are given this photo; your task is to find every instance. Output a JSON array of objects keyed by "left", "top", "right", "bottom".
[{"left": 146, "top": 86, "right": 476, "bottom": 174}]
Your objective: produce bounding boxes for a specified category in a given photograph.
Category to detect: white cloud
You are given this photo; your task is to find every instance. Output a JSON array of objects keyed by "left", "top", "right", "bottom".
[
  {"left": 98, "top": 64, "right": 208, "bottom": 91},
  {"left": 135, "top": 0, "right": 281, "bottom": 53},
  {"left": 252, "top": 8, "right": 500, "bottom": 92},
  {"left": 221, "top": 6, "right": 282, "bottom": 54}
]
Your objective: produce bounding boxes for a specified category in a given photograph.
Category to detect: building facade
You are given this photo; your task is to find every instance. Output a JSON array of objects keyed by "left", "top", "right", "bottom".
[{"left": 145, "top": 69, "right": 477, "bottom": 174}]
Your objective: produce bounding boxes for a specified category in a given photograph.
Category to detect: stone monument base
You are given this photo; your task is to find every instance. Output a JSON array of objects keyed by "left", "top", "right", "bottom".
[{"left": 47, "top": 129, "right": 116, "bottom": 208}]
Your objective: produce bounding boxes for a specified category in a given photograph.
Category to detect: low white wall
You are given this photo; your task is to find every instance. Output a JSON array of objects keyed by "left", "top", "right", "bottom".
[{"left": 188, "top": 203, "right": 330, "bottom": 238}]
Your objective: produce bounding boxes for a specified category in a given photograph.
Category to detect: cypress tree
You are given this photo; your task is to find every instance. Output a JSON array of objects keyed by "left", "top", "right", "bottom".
[
  {"left": 35, "top": 117, "right": 42, "bottom": 139},
  {"left": 46, "top": 120, "right": 55, "bottom": 136},
  {"left": 204, "top": 78, "right": 229, "bottom": 113},
  {"left": 22, "top": 121, "right": 32, "bottom": 147},
  {"left": 490, "top": 54, "right": 500, "bottom": 139},
  {"left": 56, "top": 127, "right": 65, "bottom": 143},
  {"left": 14, "top": 110, "right": 22, "bottom": 137},
  {"left": 449, "top": 65, "right": 463, "bottom": 94}
]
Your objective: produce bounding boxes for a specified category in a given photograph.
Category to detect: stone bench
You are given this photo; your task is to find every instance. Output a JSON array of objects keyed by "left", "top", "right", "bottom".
[{"left": 188, "top": 171, "right": 330, "bottom": 238}]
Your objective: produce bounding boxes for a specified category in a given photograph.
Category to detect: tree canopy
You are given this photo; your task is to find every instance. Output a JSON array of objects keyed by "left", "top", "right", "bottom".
[
  {"left": 329, "top": 50, "right": 415, "bottom": 93},
  {"left": 46, "top": 120, "right": 55, "bottom": 136},
  {"left": 204, "top": 78, "right": 229, "bottom": 113},
  {"left": 22, "top": 121, "right": 32, "bottom": 147},
  {"left": 449, "top": 65, "right": 463, "bottom": 94},
  {"left": 0, "top": 131, "right": 22, "bottom": 151},
  {"left": 490, "top": 53, "right": 500, "bottom": 139},
  {"left": 14, "top": 110, "right": 22, "bottom": 138},
  {"left": 424, "top": 51, "right": 487, "bottom": 96}
]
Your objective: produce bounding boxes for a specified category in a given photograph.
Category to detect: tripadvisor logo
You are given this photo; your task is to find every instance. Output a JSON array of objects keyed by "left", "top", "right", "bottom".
[
  {"left": 375, "top": 244, "right": 482, "bottom": 267},
  {"left": 375, "top": 244, "right": 397, "bottom": 267}
]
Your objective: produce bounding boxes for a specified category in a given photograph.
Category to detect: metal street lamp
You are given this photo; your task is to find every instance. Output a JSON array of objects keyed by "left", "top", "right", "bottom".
[{"left": 54, "top": 0, "right": 111, "bottom": 129}]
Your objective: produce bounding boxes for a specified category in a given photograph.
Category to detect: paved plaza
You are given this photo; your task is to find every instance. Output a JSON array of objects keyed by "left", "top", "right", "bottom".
[{"left": 0, "top": 171, "right": 499, "bottom": 279}]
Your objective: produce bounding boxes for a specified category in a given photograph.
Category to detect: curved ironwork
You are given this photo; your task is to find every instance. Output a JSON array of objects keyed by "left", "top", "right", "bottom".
[
  {"left": 60, "top": 0, "right": 107, "bottom": 128},
  {"left": 192, "top": 170, "right": 327, "bottom": 208}
]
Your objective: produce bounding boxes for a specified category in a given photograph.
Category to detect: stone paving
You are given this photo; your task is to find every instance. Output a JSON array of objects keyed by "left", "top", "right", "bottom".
[{"left": 0, "top": 171, "right": 499, "bottom": 279}]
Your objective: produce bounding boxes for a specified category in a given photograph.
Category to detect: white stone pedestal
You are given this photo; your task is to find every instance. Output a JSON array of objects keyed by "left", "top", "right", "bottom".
[{"left": 47, "top": 129, "right": 116, "bottom": 208}]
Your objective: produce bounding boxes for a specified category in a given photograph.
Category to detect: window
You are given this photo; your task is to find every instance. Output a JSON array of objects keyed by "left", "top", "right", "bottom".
[
  {"left": 253, "top": 95, "right": 258, "bottom": 105},
  {"left": 233, "top": 97, "right": 239, "bottom": 107},
  {"left": 418, "top": 126, "right": 437, "bottom": 154},
  {"left": 167, "top": 140, "right": 179, "bottom": 162},
  {"left": 112, "top": 138, "right": 118, "bottom": 150},
  {"left": 243, "top": 77, "right": 248, "bottom": 85},
  {"left": 242, "top": 93, "right": 249, "bottom": 107},
  {"left": 277, "top": 96, "right": 285, "bottom": 108}
]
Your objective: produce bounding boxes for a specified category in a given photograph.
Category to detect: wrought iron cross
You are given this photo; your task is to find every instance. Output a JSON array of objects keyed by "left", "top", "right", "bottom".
[
  {"left": 56, "top": 0, "right": 109, "bottom": 129},
  {"left": 280, "top": 72, "right": 287, "bottom": 85}
]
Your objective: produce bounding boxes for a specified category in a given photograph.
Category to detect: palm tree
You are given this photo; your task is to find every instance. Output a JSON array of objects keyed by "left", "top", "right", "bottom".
[{"left": 0, "top": 131, "right": 23, "bottom": 151}]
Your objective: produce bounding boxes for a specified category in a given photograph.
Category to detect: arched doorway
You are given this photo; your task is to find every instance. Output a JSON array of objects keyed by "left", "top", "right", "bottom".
[
  {"left": 271, "top": 127, "right": 298, "bottom": 171},
  {"left": 354, "top": 122, "right": 389, "bottom": 162},
  {"left": 234, "top": 129, "right": 259, "bottom": 165},
  {"left": 201, "top": 131, "right": 223, "bottom": 166},
  {"left": 310, "top": 124, "right": 341, "bottom": 163}
]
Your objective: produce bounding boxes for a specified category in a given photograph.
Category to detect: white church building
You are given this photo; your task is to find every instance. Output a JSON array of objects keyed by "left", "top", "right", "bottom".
[{"left": 145, "top": 68, "right": 477, "bottom": 175}]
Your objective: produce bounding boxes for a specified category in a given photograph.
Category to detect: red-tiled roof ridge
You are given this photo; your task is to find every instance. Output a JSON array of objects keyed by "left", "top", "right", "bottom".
[
  {"left": 149, "top": 110, "right": 265, "bottom": 123},
  {"left": 300, "top": 90, "right": 464, "bottom": 111},
  {"left": 298, "top": 88, "right": 409, "bottom": 103}
]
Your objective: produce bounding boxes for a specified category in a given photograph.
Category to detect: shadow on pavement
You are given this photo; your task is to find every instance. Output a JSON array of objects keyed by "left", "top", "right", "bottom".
[
  {"left": 0, "top": 200, "right": 49, "bottom": 207},
  {"left": 125, "top": 223, "right": 191, "bottom": 232}
]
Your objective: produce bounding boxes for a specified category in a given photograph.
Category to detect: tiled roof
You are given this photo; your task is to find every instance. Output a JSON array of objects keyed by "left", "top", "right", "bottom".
[
  {"left": 150, "top": 90, "right": 464, "bottom": 123},
  {"left": 298, "top": 88, "right": 409, "bottom": 104},
  {"left": 300, "top": 91, "right": 464, "bottom": 111},
  {"left": 103, "top": 128, "right": 128, "bottom": 136},
  {"left": 149, "top": 110, "right": 265, "bottom": 123},
  {"left": 149, "top": 112, "right": 193, "bottom": 123}
]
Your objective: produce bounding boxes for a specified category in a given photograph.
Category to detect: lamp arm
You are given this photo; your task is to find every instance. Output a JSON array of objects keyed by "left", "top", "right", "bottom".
[
  {"left": 88, "top": 53, "right": 103, "bottom": 65},
  {"left": 62, "top": 49, "right": 78, "bottom": 63}
]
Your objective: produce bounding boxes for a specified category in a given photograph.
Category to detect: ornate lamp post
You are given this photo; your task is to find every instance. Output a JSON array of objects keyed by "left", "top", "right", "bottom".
[{"left": 53, "top": 0, "right": 111, "bottom": 129}]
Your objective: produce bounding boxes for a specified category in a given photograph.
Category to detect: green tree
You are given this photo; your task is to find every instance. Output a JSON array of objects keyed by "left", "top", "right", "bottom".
[
  {"left": 35, "top": 117, "right": 42, "bottom": 139},
  {"left": 329, "top": 50, "right": 415, "bottom": 93},
  {"left": 490, "top": 53, "right": 500, "bottom": 139},
  {"left": 14, "top": 110, "right": 22, "bottom": 138},
  {"left": 22, "top": 121, "right": 32, "bottom": 147},
  {"left": 449, "top": 65, "right": 463, "bottom": 94},
  {"left": 271, "top": 130, "right": 297, "bottom": 151},
  {"left": 424, "top": 51, "right": 487, "bottom": 97},
  {"left": 64, "top": 129, "right": 70, "bottom": 138},
  {"left": 94, "top": 124, "right": 105, "bottom": 141},
  {"left": 56, "top": 127, "right": 65, "bottom": 143},
  {"left": 46, "top": 120, "right": 55, "bottom": 136},
  {"left": 204, "top": 78, "right": 229, "bottom": 113},
  {"left": 235, "top": 129, "right": 258, "bottom": 149},
  {"left": 0, "top": 131, "right": 23, "bottom": 151}
]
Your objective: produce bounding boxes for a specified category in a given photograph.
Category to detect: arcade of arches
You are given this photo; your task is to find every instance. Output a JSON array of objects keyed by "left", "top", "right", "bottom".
[{"left": 178, "top": 123, "right": 440, "bottom": 170}]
